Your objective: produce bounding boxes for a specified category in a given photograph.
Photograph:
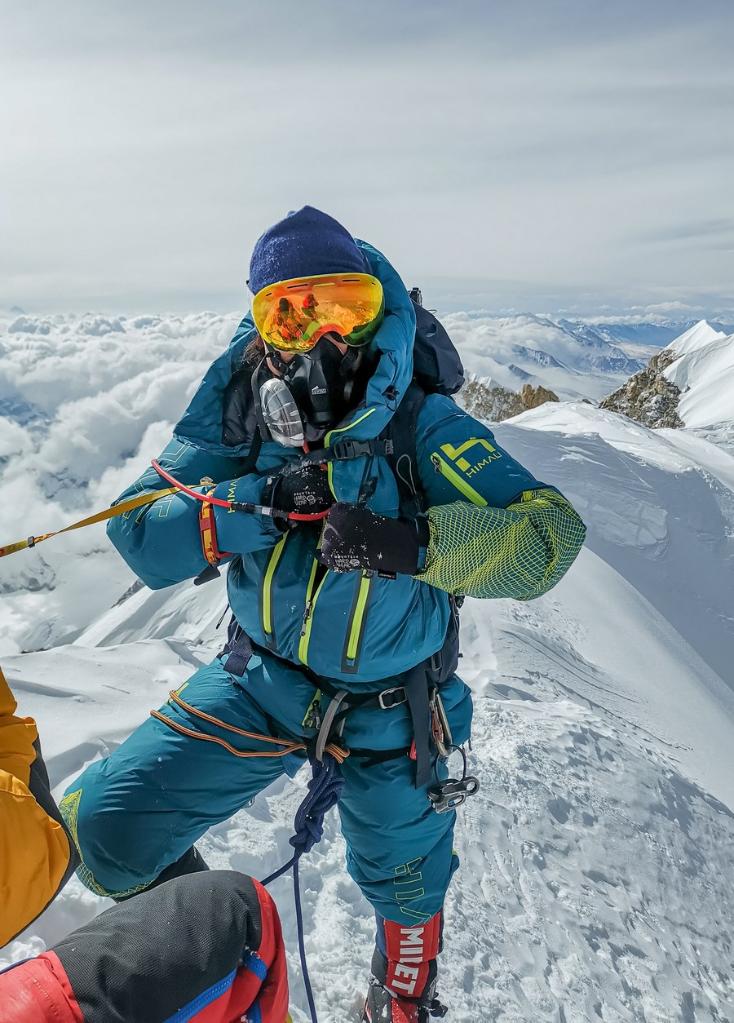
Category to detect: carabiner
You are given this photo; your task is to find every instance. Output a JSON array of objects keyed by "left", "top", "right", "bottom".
[{"left": 428, "top": 775, "right": 480, "bottom": 814}]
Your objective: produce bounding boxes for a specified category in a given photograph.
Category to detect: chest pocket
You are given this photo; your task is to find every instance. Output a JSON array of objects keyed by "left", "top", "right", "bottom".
[
  {"left": 341, "top": 571, "right": 373, "bottom": 673},
  {"left": 295, "top": 560, "right": 374, "bottom": 675}
]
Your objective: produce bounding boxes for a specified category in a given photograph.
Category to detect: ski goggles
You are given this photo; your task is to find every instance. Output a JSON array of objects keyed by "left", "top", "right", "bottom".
[{"left": 252, "top": 272, "right": 384, "bottom": 353}]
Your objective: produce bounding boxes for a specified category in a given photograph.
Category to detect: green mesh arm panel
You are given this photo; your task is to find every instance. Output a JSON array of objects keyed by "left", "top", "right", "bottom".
[{"left": 417, "top": 488, "right": 586, "bottom": 600}]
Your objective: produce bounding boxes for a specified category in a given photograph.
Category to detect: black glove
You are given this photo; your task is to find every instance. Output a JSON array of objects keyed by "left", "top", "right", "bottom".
[
  {"left": 263, "top": 462, "right": 334, "bottom": 519},
  {"left": 318, "top": 502, "right": 429, "bottom": 575}
]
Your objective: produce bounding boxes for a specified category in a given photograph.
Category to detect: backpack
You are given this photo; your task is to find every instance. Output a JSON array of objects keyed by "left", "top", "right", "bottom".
[
  {"left": 409, "top": 291, "right": 464, "bottom": 397},
  {"left": 386, "top": 295, "right": 464, "bottom": 516}
]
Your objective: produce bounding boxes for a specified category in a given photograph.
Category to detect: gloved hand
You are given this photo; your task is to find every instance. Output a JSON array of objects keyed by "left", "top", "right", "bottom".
[
  {"left": 263, "top": 462, "right": 334, "bottom": 518},
  {"left": 318, "top": 502, "right": 429, "bottom": 575}
]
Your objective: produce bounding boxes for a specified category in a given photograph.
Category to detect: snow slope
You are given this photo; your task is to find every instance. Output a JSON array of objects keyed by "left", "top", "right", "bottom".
[{"left": 3, "top": 392, "right": 734, "bottom": 1021}]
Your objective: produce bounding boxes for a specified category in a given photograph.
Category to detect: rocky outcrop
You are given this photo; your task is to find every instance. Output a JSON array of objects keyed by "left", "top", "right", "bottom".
[
  {"left": 460, "top": 378, "right": 559, "bottom": 422},
  {"left": 600, "top": 349, "right": 684, "bottom": 429},
  {"left": 520, "top": 384, "right": 560, "bottom": 412}
]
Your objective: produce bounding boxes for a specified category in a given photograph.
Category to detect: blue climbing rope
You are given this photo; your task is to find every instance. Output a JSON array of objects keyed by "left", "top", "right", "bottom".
[{"left": 261, "top": 753, "right": 345, "bottom": 1023}]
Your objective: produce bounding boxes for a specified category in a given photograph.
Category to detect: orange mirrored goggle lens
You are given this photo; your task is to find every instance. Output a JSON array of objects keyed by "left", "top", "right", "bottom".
[{"left": 252, "top": 272, "right": 384, "bottom": 352}]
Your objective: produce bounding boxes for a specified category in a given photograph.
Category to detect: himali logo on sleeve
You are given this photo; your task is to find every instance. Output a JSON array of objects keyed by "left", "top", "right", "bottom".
[{"left": 440, "top": 438, "right": 502, "bottom": 477}]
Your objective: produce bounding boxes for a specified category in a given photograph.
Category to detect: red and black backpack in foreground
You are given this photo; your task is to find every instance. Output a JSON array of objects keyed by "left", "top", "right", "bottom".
[{"left": 0, "top": 870, "right": 290, "bottom": 1023}]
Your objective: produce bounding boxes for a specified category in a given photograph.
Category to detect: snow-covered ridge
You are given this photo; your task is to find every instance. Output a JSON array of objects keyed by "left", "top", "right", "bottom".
[
  {"left": 596, "top": 319, "right": 734, "bottom": 450},
  {"left": 663, "top": 320, "right": 734, "bottom": 433},
  {"left": 667, "top": 319, "right": 727, "bottom": 357}
]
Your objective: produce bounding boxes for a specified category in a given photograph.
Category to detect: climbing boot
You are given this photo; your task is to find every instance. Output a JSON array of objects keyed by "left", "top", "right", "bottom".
[
  {"left": 363, "top": 911, "right": 446, "bottom": 1021},
  {"left": 362, "top": 975, "right": 447, "bottom": 1021}
]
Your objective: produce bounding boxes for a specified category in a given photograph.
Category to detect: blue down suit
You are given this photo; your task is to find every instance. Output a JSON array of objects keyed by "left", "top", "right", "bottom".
[{"left": 61, "top": 242, "right": 578, "bottom": 924}]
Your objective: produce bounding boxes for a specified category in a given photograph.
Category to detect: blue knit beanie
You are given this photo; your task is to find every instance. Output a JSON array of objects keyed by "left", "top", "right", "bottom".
[{"left": 248, "top": 206, "right": 371, "bottom": 294}]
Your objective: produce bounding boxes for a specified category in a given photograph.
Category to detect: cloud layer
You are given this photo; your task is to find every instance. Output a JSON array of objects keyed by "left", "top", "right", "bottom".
[{"left": 0, "top": 312, "right": 239, "bottom": 653}]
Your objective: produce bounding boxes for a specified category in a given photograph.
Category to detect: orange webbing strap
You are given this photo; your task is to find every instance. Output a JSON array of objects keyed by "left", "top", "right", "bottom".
[
  {"left": 152, "top": 689, "right": 350, "bottom": 764},
  {"left": 199, "top": 490, "right": 233, "bottom": 566},
  {"left": 0, "top": 487, "right": 180, "bottom": 559},
  {"left": 149, "top": 711, "right": 305, "bottom": 759},
  {"left": 168, "top": 689, "right": 305, "bottom": 750}
]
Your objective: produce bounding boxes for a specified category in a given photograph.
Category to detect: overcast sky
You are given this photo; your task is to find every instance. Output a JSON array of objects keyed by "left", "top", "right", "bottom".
[{"left": 1, "top": 1, "right": 733, "bottom": 317}]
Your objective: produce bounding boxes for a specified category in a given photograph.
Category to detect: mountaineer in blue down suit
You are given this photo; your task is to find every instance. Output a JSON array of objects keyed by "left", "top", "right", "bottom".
[{"left": 61, "top": 207, "right": 585, "bottom": 1023}]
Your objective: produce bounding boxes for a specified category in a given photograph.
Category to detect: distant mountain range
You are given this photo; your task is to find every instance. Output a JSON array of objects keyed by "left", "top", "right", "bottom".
[
  {"left": 571, "top": 318, "right": 734, "bottom": 348},
  {"left": 443, "top": 312, "right": 654, "bottom": 401}
]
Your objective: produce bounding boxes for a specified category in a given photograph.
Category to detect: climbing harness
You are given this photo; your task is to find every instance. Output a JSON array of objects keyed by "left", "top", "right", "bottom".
[
  {"left": 150, "top": 687, "right": 348, "bottom": 766},
  {"left": 294, "top": 651, "right": 455, "bottom": 790}
]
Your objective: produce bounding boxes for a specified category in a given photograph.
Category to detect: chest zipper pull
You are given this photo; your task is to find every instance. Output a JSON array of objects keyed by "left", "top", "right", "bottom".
[{"left": 300, "top": 600, "right": 313, "bottom": 637}]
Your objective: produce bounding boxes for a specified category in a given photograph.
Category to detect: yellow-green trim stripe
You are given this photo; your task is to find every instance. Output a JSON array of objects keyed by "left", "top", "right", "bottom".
[
  {"left": 262, "top": 533, "right": 288, "bottom": 639},
  {"left": 346, "top": 573, "right": 372, "bottom": 662},
  {"left": 324, "top": 406, "right": 377, "bottom": 447},
  {"left": 431, "top": 452, "right": 488, "bottom": 507}
]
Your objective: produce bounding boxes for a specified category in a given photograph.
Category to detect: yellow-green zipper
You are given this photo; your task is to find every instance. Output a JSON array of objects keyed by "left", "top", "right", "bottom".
[
  {"left": 261, "top": 533, "right": 288, "bottom": 644},
  {"left": 430, "top": 452, "right": 488, "bottom": 507},
  {"left": 324, "top": 406, "right": 377, "bottom": 447},
  {"left": 298, "top": 559, "right": 329, "bottom": 665},
  {"left": 345, "top": 572, "right": 372, "bottom": 663}
]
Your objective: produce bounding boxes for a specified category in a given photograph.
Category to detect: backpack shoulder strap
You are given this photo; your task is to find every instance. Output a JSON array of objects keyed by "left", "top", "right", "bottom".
[{"left": 386, "top": 380, "right": 428, "bottom": 517}]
